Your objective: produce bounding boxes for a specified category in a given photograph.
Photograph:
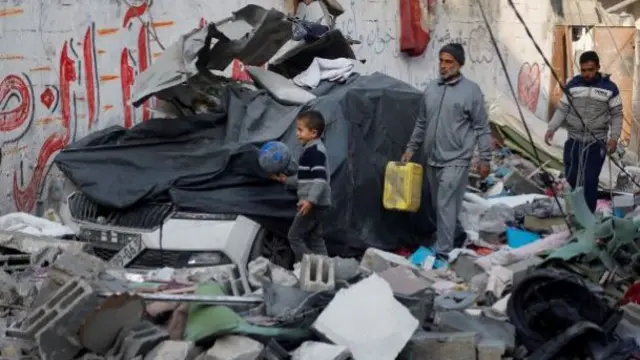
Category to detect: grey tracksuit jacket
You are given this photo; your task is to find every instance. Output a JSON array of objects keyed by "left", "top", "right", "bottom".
[
  {"left": 406, "top": 75, "right": 492, "bottom": 165},
  {"left": 547, "top": 73, "right": 623, "bottom": 142}
]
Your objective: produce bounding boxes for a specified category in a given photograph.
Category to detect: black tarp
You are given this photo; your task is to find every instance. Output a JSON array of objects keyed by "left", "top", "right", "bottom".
[{"left": 54, "top": 72, "right": 435, "bottom": 256}]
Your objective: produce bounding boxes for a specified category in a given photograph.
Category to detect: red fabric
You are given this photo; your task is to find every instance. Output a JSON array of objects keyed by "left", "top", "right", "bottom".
[{"left": 399, "top": 0, "right": 430, "bottom": 57}]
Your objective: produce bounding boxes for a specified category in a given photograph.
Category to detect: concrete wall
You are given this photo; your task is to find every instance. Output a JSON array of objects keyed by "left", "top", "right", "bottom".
[{"left": 0, "top": 0, "right": 555, "bottom": 215}]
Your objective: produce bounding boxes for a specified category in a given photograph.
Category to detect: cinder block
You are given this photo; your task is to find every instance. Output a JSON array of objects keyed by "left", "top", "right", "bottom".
[
  {"left": 24, "top": 278, "right": 100, "bottom": 360},
  {"left": 16, "top": 276, "right": 143, "bottom": 360},
  {"left": 406, "top": 331, "right": 477, "bottom": 360},
  {"left": 291, "top": 341, "right": 350, "bottom": 360},
  {"left": 198, "top": 335, "right": 264, "bottom": 360},
  {"left": 477, "top": 339, "right": 505, "bottom": 360},
  {"left": 33, "top": 251, "right": 108, "bottom": 307},
  {"left": 312, "top": 274, "right": 419, "bottom": 360},
  {"left": 360, "top": 248, "right": 414, "bottom": 273},
  {"left": 107, "top": 320, "right": 169, "bottom": 360},
  {"left": 506, "top": 257, "right": 543, "bottom": 286},
  {"left": 144, "top": 340, "right": 200, "bottom": 360},
  {"left": 300, "top": 254, "right": 335, "bottom": 292},
  {"left": 205, "top": 265, "right": 251, "bottom": 297}
]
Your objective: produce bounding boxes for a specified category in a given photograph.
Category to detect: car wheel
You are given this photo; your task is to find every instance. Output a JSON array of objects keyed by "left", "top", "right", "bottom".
[{"left": 249, "top": 228, "right": 294, "bottom": 269}]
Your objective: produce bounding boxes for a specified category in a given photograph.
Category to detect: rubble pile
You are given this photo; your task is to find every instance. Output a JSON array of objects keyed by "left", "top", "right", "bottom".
[{"left": 1, "top": 189, "right": 640, "bottom": 360}]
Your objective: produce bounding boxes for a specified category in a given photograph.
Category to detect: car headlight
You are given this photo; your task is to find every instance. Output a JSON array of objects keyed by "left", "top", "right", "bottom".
[{"left": 187, "top": 252, "right": 232, "bottom": 267}]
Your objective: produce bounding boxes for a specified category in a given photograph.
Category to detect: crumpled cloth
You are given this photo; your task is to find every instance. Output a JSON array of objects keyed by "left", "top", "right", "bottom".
[{"left": 293, "top": 57, "right": 357, "bottom": 88}]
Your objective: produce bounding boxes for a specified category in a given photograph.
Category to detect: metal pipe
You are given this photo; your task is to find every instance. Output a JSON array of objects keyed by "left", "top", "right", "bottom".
[
  {"left": 99, "top": 292, "right": 263, "bottom": 306},
  {"left": 606, "top": 0, "right": 640, "bottom": 13}
]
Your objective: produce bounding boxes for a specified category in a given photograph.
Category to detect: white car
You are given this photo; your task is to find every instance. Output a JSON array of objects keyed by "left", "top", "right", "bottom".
[{"left": 62, "top": 191, "right": 293, "bottom": 271}]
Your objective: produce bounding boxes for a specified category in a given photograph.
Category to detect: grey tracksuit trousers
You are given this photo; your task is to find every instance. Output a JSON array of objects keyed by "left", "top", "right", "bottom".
[{"left": 425, "top": 165, "right": 469, "bottom": 255}]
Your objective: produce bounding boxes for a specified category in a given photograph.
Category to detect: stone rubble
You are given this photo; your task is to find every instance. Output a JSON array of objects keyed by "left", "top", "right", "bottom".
[{"left": 1, "top": 181, "right": 640, "bottom": 360}]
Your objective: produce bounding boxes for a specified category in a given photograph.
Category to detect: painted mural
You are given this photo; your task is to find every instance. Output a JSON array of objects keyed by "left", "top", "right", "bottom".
[{"left": 0, "top": 0, "right": 554, "bottom": 214}]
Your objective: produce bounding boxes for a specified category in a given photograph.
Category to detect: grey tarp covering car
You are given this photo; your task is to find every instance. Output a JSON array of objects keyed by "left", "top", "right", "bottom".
[{"left": 54, "top": 73, "right": 436, "bottom": 256}]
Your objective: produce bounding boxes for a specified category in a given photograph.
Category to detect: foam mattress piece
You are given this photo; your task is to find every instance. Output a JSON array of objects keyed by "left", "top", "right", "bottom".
[
  {"left": 312, "top": 274, "right": 419, "bottom": 360},
  {"left": 246, "top": 66, "right": 316, "bottom": 106}
]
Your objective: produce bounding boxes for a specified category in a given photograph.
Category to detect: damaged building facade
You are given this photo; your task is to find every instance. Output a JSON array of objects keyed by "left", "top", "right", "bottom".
[{"left": 2, "top": 0, "right": 635, "bottom": 215}]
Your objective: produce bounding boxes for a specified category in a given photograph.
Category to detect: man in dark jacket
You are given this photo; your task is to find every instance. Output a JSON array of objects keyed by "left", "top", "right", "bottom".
[{"left": 545, "top": 50, "right": 623, "bottom": 212}]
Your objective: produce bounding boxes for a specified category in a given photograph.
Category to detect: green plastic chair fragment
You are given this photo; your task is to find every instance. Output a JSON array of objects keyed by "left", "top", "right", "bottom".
[{"left": 185, "top": 283, "right": 312, "bottom": 344}]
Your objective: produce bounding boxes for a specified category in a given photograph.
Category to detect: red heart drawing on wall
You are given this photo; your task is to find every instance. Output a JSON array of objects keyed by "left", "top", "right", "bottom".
[{"left": 517, "top": 62, "right": 541, "bottom": 112}]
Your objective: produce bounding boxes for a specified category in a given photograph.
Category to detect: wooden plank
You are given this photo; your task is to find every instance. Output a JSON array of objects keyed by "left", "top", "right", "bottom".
[
  {"left": 593, "top": 26, "right": 635, "bottom": 144},
  {"left": 548, "top": 26, "right": 573, "bottom": 121}
]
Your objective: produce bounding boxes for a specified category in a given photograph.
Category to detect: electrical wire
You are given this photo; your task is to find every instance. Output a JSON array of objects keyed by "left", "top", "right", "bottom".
[
  {"left": 501, "top": 0, "right": 640, "bottom": 191},
  {"left": 472, "top": 0, "right": 571, "bottom": 228}
]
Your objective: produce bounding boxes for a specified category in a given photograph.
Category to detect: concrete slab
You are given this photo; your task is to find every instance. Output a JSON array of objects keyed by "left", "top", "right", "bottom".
[
  {"left": 312, "top": 274, "right": 419, "bottom": 360},
  {"left": 198, "top": 335, "right": 263, "bottom": 360},
  {"left": 360, "top": 248, "right": 414, "bottom": 273},
  {"left": 290, "top": 341, "right": 350, "bottom": 360},
  {"left": 377, "top": 266, "right": 432, "bottom": 296}
]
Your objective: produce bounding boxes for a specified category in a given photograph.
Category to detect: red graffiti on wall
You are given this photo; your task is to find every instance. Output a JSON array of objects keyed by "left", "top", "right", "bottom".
[
  {"left": 12, "top": 43, "right": 75, "bottom": 212},
  {"left": 84, "top": 25, "right": 99, "bottom": 129},
  {"left": 0, "top": 74, "right": 34, "bottom": 133},
  {"left": 517, "top": 62, "right": 541, "bottom": 112},
  {"left": 121, "top": 4, "right": 151, "bottom": 127},
  {"left": 122, "top": 1, "right": 149, "bottom": 28},
  {"left": 12, "top": 24, "right": 99, "bottom": 212}
]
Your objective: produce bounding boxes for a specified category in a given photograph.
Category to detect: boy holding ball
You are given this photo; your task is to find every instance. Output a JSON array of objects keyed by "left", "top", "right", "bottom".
[{"left": 271, "top": 110, "right": 331, "bottom": 261}]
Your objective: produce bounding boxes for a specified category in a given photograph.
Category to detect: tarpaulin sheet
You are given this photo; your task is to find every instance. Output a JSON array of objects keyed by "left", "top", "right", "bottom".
[{"left": 54, "top": 73, "right": 435, "bottom": 255}]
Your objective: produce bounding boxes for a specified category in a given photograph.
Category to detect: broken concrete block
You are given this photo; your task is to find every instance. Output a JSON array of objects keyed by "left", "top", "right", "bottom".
[
  {"left": 107, "top": 320, "right": 169, "bottom": 360},
  {"left": 247, "top": 257, "right": 299, "bottom": 288},
  {"left": 360, "top": 248, "right": 414, "bottom": 273},
  {"left": 300, "top": 254, "right": 335, "bottom": 292},
  {"left": 50, "top": 250, "right": 106, "bottom": 280},
  {"left": 16, "top": 276, "right": 143, "bottom": 360},
  {"left": 192, "top": 265, "right": 251, "bottom": 297},
  {"left": 477, "top": 339, "right": 505, "bottom": 360},
  {"left": 313, "top": 274, "right": 419, "bottom": 360},
  {"left": 405, "top": 331, "right": 477, "bottom": 360},
  {"left": 33, "top": 251, "right": 109, "bottom": 308},
  {"left": 377, "top": 266, "right": 432, "bottom": 296},
  {"left": 145, "top": 340, "right": 200, "bottom": 360},
  {"left": 198, "top": 335, "right": 263, "bottom": 360},
  {"left": 291, "top": 341, "right": 350, "bottom": 360}
]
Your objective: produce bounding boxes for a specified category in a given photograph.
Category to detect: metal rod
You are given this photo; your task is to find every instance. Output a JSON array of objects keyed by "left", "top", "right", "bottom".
[
  {"left": 99, "top": 292, "right": 263, "bottom": 306},
  {"left": 606, "top": 0, "right": 640, "bottom": 12}
]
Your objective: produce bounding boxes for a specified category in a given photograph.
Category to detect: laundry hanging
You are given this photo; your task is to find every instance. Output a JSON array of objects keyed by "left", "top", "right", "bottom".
[{"left": 399, "top": 0, "right": 431, "bottom": 57}]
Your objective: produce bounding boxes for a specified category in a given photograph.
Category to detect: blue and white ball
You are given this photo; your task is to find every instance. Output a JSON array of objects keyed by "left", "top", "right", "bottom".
[{"left": 258, "top": 141, "right": 292, "bottom": 174}]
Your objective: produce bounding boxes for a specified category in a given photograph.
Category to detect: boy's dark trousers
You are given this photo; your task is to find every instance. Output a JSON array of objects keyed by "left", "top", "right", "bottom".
[
  {"left": 287, "top": 206, "right": 329, "bottom": 262},
  {"left": 563, "top": 138, "right": 606, "bottom": 213}
]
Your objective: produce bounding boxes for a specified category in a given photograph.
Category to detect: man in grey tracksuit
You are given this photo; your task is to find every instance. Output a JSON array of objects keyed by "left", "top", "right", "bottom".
[{"left": 402, "top": 43, "right": 492, "bottom": 257}]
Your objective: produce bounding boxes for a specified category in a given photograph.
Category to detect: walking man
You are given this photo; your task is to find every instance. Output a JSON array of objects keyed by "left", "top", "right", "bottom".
[
  {"left": 545, "top": 50, "right": 622, "bottom": 213},
  {"left": 401, "top": 43, "right": 492, "bottom": 257}
]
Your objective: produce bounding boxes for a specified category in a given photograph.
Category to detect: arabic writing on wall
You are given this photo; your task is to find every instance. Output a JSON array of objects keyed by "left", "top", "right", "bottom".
[{"left": 0, "top": 0, "right": 555, "bottom": 214}]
